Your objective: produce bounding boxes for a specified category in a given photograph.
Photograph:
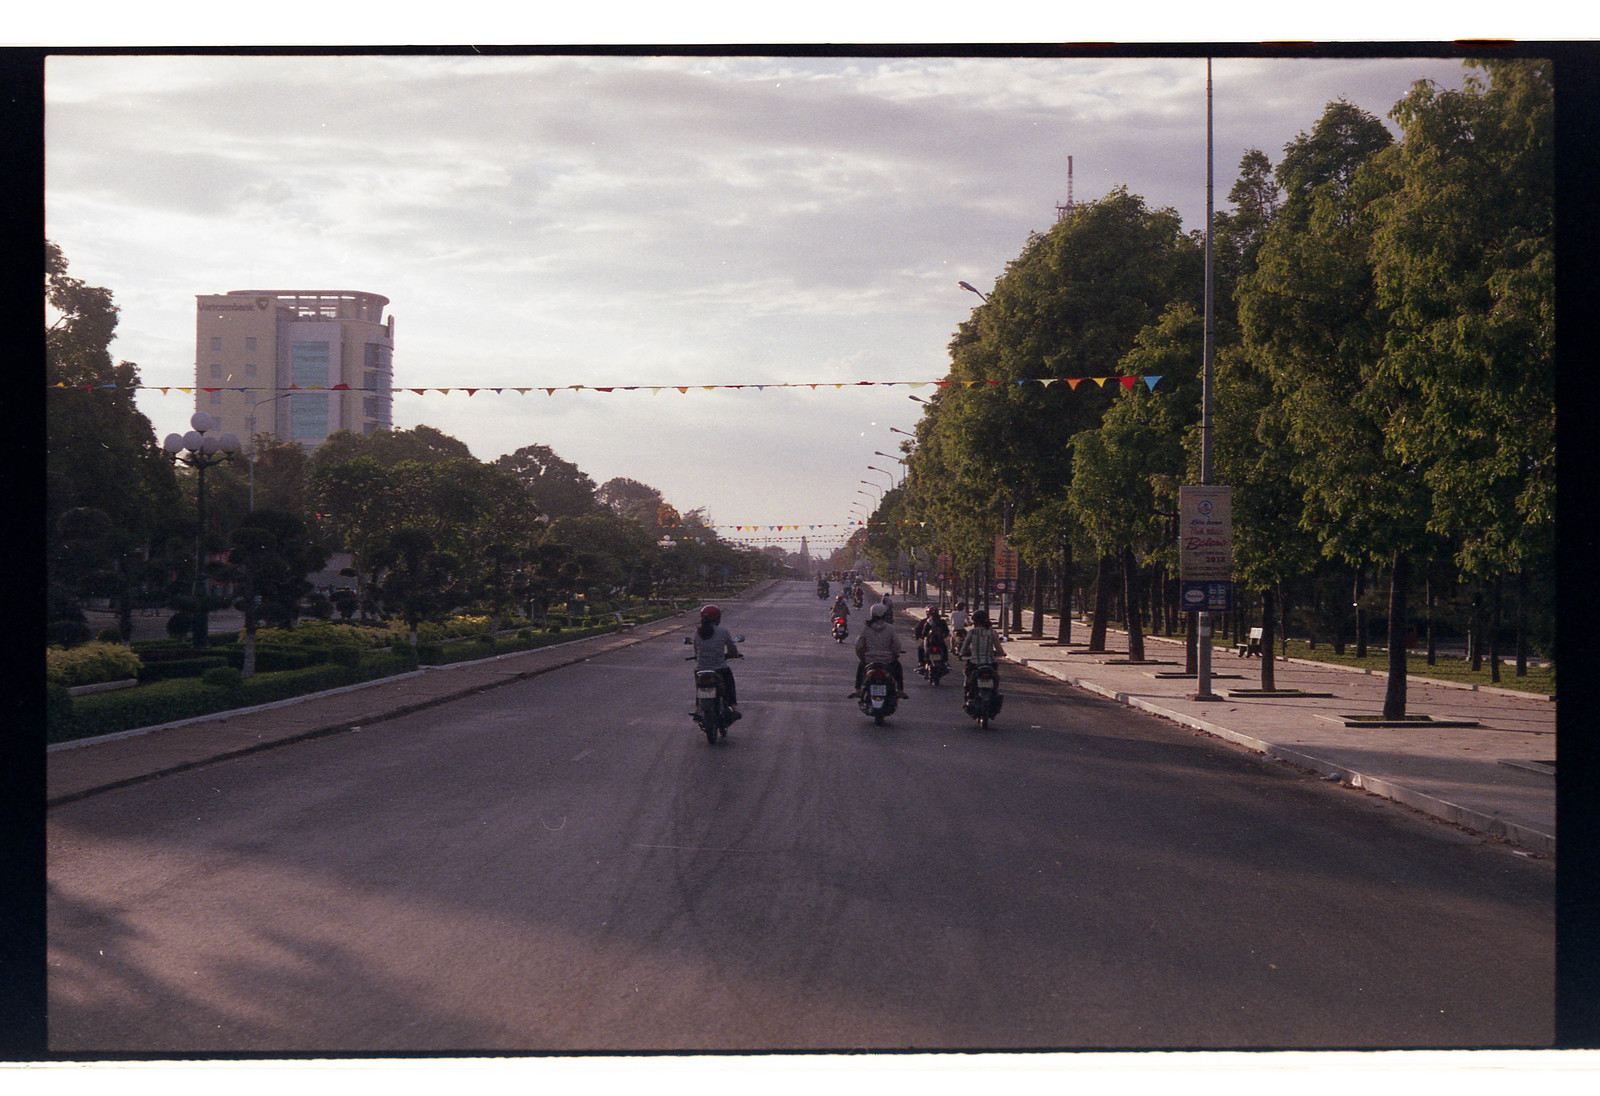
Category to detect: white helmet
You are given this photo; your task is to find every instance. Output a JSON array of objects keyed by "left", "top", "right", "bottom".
[{"left": 870, "top": 604, "right": 888, "bottom": 620}]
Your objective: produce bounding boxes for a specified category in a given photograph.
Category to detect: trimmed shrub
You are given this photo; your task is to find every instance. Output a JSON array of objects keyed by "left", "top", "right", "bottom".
[
  {"left": 415, "top": 643, "right": 444, "bottom": 665},
  {"left": 46, "top": 642, "right": 143, "bottom": 688},
  {"left": 96, "top": 627, "right": 125, "bottom": 644},
  {"left": 138, "top": 656, "right": 227, "bottom": 683},
  {"left": 47, "top": 683, "right": 72, "bottom": 726},
  {"left": 201, "top": 666, "right": 243, "bottom": 689}
]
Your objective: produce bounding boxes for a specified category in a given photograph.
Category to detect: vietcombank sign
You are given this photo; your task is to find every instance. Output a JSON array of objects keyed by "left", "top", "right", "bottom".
[{"left": 1179, "top": 485, "right": 1232, "bottom": 613}]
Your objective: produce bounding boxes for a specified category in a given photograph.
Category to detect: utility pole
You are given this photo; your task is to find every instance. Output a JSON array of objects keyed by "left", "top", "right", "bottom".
[{"left": 1196, "top": 58, "right": 1218, "bottom": 701}]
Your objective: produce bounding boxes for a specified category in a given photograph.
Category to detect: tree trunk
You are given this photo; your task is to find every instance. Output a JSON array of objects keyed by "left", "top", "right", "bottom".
[
  {"left": 1425, "top": 572, "right": 1436, "bottom": 666},
  {"left": 1382, "top": 549, "right": 1408, "bottom": 720},
  {"left": 1031, "top": 562, "right": 1045, "bottom": 638},
  {"left": 1470, "top": 587, "right": 1483, "bottom": 671},
  {"left": 1260, "top": 586, "right": 1277, "bottom": 691},
  {"left": 1490, "top": 574, "right": 1503, "bottom": 683},
  {"left": 1354, "top": 566, "right": 1368, "bottom": 660},
  {"left": 1056, "top": 542, "right": 1073, "bottom": 644},
  {"left": 1122, "top": 546, "right": 1145, "bottom": 661},
  {"left": 1088, "top": 554, "right": 1113, "bottom": 653},
  {"left": 1515, "top": 567, "right": 1528, "bottom": 677}
]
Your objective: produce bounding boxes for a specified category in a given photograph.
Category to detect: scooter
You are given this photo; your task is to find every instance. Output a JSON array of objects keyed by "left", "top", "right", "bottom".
[
  {"left": 853, "top": 590, "right": 863, "bottom": 609},
  {"left": 922, "top": 634, "right": 950, "bottom": 686},
  {"left": 685, "top": 639, "right": 745, "bottom": 745},
  {"left": 963, "top": 662, "right": 1003, "bottom": 730},
  {"left": 858, "top": 661, "right": 899, "bottom": 725},
  {"left": 817, "top": 582, "right": 830, "bottom": 599},
  {"left": 832, "top": 616, "right": 849, "bottom": 643}
]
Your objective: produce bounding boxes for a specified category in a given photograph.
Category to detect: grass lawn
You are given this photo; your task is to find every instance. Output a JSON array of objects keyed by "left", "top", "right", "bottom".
[{"left": 1254, "top": 638, "right": 1555, "bottom": 696}]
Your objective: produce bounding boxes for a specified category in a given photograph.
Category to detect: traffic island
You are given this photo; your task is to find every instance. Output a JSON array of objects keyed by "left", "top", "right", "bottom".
[
  {"left": 1314, "top": 713, "right": 1483, "bottom": 729},
  {"left": 1221, "top": 688, "right": 1338, "bottom": 699}
]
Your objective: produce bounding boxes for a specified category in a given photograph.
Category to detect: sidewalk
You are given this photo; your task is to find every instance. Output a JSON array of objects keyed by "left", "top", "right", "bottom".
[
  {"left": 46, "top": 609, "right": 700, "bottom": 807},
  {"left": 959, "top": 605, "right": 1557, "bottom": 856}
]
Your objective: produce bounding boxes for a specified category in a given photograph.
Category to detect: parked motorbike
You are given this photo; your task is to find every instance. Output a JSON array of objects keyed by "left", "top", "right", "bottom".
[
  {"left": 857, "top": 661, "right": 899, "bottom": 725},
  {"left": 963, "top": 662, "right": 1003, "bottom": 729},
  {"left": 832, "top": 616, "right": 849, "bottom": 643},
  {"left": 685, "top": 638, "right": 745, "bottom": 745}
]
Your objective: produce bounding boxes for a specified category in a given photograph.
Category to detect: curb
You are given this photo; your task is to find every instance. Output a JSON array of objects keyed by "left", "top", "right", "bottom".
[{"left": 45, "top": 612, "right": 696, "bottom": 807}]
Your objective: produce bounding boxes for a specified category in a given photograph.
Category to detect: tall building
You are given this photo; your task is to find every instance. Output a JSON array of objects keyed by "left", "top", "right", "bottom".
[{"left": 194, "top": 289, "right": 394, "bottom": 449}]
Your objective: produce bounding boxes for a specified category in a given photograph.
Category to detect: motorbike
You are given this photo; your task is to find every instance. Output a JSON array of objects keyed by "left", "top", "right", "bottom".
[
  {"left": 857, "top": 661, "right": 899, "bottom": 725},
  {"left": 817, "top": 581, "right": 830, "bottom": 598},
  {"left": 920, "top": 633, "right": 950, "bottom": 686},
  {"left": 685, "top": 638, "right": 745, "bottom": 745},
  {"left": 963, "top": 662, "right": 1003, "bottom": 730},
  {"left": 853, "top": 590, "right": 863, "bottom": 608},
  {"left": 832, "top": 616, "right": 849, "bottom": 643}
]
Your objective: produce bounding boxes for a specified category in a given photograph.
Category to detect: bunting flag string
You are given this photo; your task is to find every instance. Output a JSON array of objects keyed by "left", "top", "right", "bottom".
[{"left": 53, "top": 376, "right": 1165, "bottom": 396}]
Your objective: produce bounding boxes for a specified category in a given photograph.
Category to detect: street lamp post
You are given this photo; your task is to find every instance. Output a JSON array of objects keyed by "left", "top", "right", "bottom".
[
  {"left": 866, "top": 465, "right": 896, "bottom": 491},
  {"left": 244, "top": 392, "right": 290, "bottom": 511},
  {"left": 958, "top": 281, "right": 989, "bottom": 303},
  {"left": 163, "top": 412, "right": 243, "bottom": 649}
]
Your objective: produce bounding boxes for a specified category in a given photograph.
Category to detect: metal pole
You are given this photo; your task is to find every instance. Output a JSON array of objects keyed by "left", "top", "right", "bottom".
[
  {"left": 192, "top": 461, "right": 209, "bottom": 649},
  {"left": 1197, "top": 58, "right": 1217, "bottom": 699}
]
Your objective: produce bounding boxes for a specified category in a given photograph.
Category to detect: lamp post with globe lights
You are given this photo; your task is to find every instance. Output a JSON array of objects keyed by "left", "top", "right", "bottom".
[{"left": 163, "top": 412, "right": 243, "bottom": 648}]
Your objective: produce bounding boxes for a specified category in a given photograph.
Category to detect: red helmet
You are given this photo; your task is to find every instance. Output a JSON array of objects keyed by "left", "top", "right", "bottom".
[{"left": 700, "top": 605, "right": 721, "bottom": 624}]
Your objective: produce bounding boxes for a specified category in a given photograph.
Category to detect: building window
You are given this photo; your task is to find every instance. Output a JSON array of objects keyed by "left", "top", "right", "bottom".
[
  {"left": 210, "top": 364, "right": 223, "bottom": 379},
  {"left": 208, "top": 392, "right": 222, "bottom": 405},
  {"left": 290, "top": 341, "right": 331, "bottom": 441},
  {"left": 246, "top": 363, "right": 258, "bottom": 378},
  {"left": 210, "top": 337, "right": 223, "bottom": 352},
  {"left": 245, "top": 337, "right": 258, "bottom": 352},
  {"left": 246, "top": 391, "right": 257, "bottom": 404}
]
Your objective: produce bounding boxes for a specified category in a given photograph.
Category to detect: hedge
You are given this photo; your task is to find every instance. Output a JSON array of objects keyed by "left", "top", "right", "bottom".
[
  {"left": 46, "top": 603, "right": 683, "bottom": 745},
  {"left": 50, "top": 650, "right": 419, "bottom": 744}
]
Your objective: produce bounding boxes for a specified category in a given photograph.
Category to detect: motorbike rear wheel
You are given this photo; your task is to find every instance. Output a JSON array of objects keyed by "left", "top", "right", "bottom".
[{"left": 700, "top": 699, "right": 721, "bottom": 744}]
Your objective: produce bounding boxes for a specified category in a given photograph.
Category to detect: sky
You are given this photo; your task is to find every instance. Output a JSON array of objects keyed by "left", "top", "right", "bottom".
[{"left": 43, "top": 46, "right": 1480, "bottom": 556}]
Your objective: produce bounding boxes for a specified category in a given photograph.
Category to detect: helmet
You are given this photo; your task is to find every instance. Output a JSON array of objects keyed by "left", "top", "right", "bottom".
[
  {"left": 927, "top": 605, "right": 939, "bottom": 615},
  {"left": 972, "top": 610, "right": 990, "bottom": 627},
  {"left": 869, "top": 604, "right": 888, "bottom": 620},
  {"left": 700, "top": 605, "right": 721, "bottom": 624}
]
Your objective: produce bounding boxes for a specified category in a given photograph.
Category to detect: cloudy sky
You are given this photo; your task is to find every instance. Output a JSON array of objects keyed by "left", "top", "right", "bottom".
[{"left": 44, "top": 48, "right": 1476, "bottom": 553}]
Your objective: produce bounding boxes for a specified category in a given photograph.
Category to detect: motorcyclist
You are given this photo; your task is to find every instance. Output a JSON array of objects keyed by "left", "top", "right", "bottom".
[
  {"left": 692, "top": 605, "right": 742, "bottom": 720},
  {"left": 850, "top": 603, "right": 908, "bottom": 698},
  {"left": 853, "top": 584, "right": 863, "bottom": 608},
  {"left": 957, "top": 609, "right": 1005, "bottom": 695},
  {"left": 831, "top": 592, "right": 851, "bottom": 627},
  {"left": 879, "top": 592, "right": 894, "bottom": 623},
  {"left": 915, "top": 605, "right": 951, "bottom": 672},
  {"left": 950, "top": 601, "right": 970, "bottom": 634}
]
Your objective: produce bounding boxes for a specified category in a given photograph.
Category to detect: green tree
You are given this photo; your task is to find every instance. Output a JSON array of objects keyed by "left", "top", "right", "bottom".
[
  {"left": 369, "top": 526, "right": 461, "bottom": 646},
  {"left": 597, "top": 477, "right": 665, "bottom": 524},
  {"left": 224, "top": 510, "right": 329, "bottom": 677},
  {"left": 1240, "top": 99, "right": 1429, "bottom": 717},
  {"left": 1368, "top": 59, "right": 1554, "bottom": 676},
  {"left": 46, "top": 242, "right": 182, "bottom": 632},
  {"left": 494, "top": 443, "right": 599, "bottom": 519}
]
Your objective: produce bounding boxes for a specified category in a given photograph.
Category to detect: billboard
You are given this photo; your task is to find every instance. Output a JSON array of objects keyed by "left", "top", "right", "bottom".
[{"left": 1179, "top": 485, "right": 1232, "bottom": 582}]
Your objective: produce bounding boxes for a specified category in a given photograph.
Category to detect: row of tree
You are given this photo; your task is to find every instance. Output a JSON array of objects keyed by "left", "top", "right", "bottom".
[
  {"left": 845, "top": 60, "right": 1553, "bottom": 716},
  {"left": 47, "top": 242, "right": 782, "bottom": 659}
]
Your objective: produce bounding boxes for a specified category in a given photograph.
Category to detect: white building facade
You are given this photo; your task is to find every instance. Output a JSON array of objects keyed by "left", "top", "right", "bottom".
[{"left": 194, "top": 290, "right": 394, "bottom": 449}]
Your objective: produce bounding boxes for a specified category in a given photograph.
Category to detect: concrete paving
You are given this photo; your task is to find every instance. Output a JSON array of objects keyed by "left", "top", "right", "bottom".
[
  {"left": 945, "top": 606, "right": 1556, "bottom": 856},
  {"left": 52, "top": 585, "right": 1556, "bottom": 857}
]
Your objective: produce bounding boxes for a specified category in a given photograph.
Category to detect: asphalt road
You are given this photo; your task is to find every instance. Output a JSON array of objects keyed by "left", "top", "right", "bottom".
[{"left": 47, "top": 581, "right": 1555, "bottom": 1052}]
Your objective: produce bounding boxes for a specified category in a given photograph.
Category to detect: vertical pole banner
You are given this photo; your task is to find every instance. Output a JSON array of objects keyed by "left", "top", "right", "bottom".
[{"left": 1179, "top": 485, "right": 1233, "bottom": 612}]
